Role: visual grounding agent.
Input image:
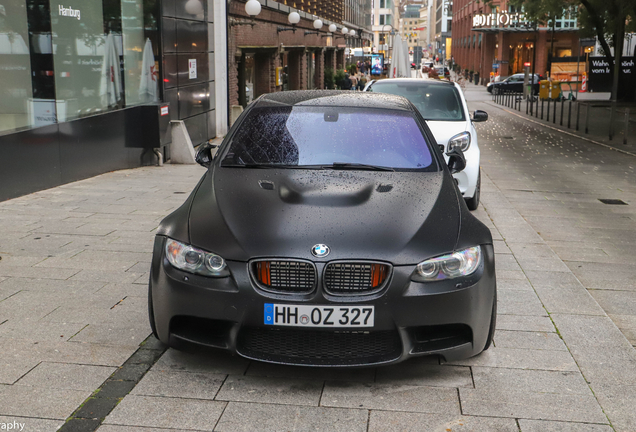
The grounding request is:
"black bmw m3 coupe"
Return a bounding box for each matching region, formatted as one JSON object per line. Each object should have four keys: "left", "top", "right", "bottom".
{"left": 149, "top": 90, "right": 496, "bottom": 367}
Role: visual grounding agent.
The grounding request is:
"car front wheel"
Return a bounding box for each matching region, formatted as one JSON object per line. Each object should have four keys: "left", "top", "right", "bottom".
{"left": 465, "top": 169, "right": 481, "bottom": 211}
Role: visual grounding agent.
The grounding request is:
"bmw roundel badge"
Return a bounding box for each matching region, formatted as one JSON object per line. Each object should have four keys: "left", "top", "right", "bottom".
{"left": 311, "top": 244, "right": 330, "bottom": 258}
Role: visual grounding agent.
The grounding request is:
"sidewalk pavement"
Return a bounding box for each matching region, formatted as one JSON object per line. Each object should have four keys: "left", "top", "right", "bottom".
{"left": 464, "top": 80, "right": 636, "bottom": 154}
{"left": 0, "top": 97, "right": 635, "bottom": 430}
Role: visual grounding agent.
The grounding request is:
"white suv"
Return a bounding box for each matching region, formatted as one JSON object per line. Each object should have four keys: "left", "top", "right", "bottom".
{"left": 364, "top": 78, "right": 487, "bottom": 210}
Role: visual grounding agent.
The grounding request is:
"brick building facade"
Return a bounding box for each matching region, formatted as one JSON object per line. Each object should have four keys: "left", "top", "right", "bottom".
{"left": 452, "top": 0, "right": 579, "bottom": 84}
{"left": 229, "top": 1, "right": 352, "bottom": 111}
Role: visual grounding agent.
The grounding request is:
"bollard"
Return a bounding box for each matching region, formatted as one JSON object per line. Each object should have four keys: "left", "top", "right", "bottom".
{"left": 560, "top": 98, "right": 564, "bottom": 126}
{"left": 535, "top": 98, "right": 539, "bottom": 118}
{"left": 553, "top": 99, "right": 557, "bottom": 123}
{"left": 585, "top": 104, "right": 590, "bottom": 133}
{"left": 541, "top": 100, "right": 544, "bottom": 120}
{"left": 624, "top": 108, "right": 630, "bottom": 145}
{"left": 526, "top": 98, "right": 529, "bottom": 115}
{"left": 546, "top": 98, "right": 550, "bottom": 120}
{"left": 576, "top": 102, "right": 580, "bottom": 131}
{"left": 568, "top": 100, "right": 572, "bottom": 128}
{"left": 530, "top": 96, "right": 533, "bottom": 116}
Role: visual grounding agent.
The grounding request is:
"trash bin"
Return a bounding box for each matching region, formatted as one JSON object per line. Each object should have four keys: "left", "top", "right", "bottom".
{"left": 550, "top": 81, "right": 561, "bottom": 100}
{"left": 539, "top": 80, "right": 550, "bottom": 99}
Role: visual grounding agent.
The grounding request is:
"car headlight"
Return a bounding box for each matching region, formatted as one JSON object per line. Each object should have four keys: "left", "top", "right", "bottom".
{"left": 164, "top": 238, "right": 229, "bottom": 277}
{"left": 412, "top": 246, "right": 481, "bottom": 282}
{"left": 448, "top": 132, "right": 471, "bottom": 152}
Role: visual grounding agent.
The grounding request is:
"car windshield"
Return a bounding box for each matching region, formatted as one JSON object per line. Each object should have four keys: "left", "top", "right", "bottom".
{"left": 221, "top": 106, "right": 435, "bottom": 171}
{"left": 368, "top": 82, "right": 465, "bottom": 121}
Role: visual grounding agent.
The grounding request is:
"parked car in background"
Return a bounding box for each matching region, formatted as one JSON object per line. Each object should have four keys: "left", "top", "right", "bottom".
{"left": 487, "top": 73, "right": 541, "bottom": 94}
{"left": 364, "top": 78, "right": 488, "bottom": 211}
{"left": 434, "top": 65, "right": 450, "bottom": 79}
{"left": 149, "top": 90, "right": 497, "bottom": 367}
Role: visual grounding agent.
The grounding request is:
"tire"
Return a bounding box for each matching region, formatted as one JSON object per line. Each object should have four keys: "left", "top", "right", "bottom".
{"left": 148, "top": 279, "right": 159, "bottom": 339}
{"left": 483, "top": 290, "right": 497, "bottom": 351}
{"left": 465, "top": 169, "right": 481, "bottom": 211}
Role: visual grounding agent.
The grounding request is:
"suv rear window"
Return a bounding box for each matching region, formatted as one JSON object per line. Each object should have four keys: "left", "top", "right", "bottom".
{"left": 368, "top": 82, "right": 465, "bottom": 122}
{"left": 222, "top": 106, "right": 436, "bottom": 171}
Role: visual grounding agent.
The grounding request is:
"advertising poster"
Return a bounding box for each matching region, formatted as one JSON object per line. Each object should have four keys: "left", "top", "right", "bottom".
{"left": 587, "top": 57, "right": 635, "bottom": 94}
{"left": 371, "top": 55, "right": 383, "bottom": 75}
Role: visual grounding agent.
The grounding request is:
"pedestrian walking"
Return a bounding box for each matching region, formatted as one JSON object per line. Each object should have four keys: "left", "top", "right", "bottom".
{"left": 349, "top": 73, "right": 358, "bottom": 90}
{"left": 341, "top": 73, "right": 352, "bottom": 90}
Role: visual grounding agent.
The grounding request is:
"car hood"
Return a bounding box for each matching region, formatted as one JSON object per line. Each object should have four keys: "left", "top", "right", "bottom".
{"left": 187, "top": 167, "right": 461, "bottom": 264}
{"left": 426, "top": 121, "right": 469, "bottom": 148}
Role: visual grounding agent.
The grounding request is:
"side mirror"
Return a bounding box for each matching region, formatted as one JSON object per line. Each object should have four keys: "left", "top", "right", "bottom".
{"left": 445, "top": 147, "right": 466, "bottom": 174}
{"left": 195, "top": 142, "right": 217, "bottom": 168}
{"left": 472, "top": 110, "right": 488, "bottom": 122}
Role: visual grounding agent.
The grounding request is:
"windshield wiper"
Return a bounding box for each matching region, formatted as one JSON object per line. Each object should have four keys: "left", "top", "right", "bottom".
{"left": 220, "top": 162, "right": 324, "bottom": 169}
{"left": 329, "top": 162, "right": 395, "bottom": 172}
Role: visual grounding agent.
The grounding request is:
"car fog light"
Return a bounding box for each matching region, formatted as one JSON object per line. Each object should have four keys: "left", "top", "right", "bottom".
{"left": 412, "top": 246, "right": 482, "bottom": 282}
{"left": 165, "top": 238, "right": 229, "bottom": 277}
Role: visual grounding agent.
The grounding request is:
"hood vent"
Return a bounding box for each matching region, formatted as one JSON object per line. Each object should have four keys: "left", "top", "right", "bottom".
{"left": 259, "top": 181, "right": 275, "bottom": 190}
{"left": 376, "top": 184, "right": 393, "bottom": 193}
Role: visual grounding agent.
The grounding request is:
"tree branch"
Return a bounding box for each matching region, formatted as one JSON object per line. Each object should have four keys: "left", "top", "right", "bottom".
{"left": 579, "top": 0, "right": 614, "bottom": 72}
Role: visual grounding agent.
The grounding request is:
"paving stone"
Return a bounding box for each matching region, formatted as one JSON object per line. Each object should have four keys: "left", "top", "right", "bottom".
{"left": 216, "top": 375, "right": 323, "bottom": 406}
{"left": 15, "top": 362, "right": 115, "bottom": 391}
{"left": 216, "top": 401, "right": 368, "bottom": 432}
{"left": 550, "top": 314, "right": 636, "bottom": 387}
{"left": 95, "top": 283, "right": 148, "bottom": 298}
{"left": 97, "top": 426, "right": 178, "bottom": 432}
{"left": 0, "top": 277, "right": 104, "bottom": 294}
{"left": 68, "top": 269, "right": 144, "bottom": 284}
{"left": 368, "top": 411, "right": 518, "bottom": 432}
{"left": 494, "top": 330, "right": 567, "bottom": 351}
{"left": 0, "top": 321, "right": 86, "bottom": 342}
{"left": 75, "top": 396, "right": 121, "bottom": 420}
{"left": 0, "top": 385, "right": 90, "bottom": 419}
{"left": 111, "top": 363, "right": 151, "bottom": 382}
{"left": 0, "top": 416, "right": 63, "bottom": 432}
{"left": 525, "top": 271, "right": 606, "bottom": 315}
{"left": 0, "top": 357, "right": 40, "bottom": 385}
{"left": 245, "top": 361, "right": 376, "bottom": 382}
{"left": 495, "top": 315, "right": 556, "bottom": 333}
{"left": 96, "top": 380, "right": 137, "bottom": 398}
{"left": 471, "top": 367, "right": 590, "bottom": 395}
{"left": 152, "top": 348, "right": 249, "bottom": 375}
{"left": 131, "top": 370, "right": 225, "bottom": 399}
{"left": 493, "top": 254, "right": 522, "bottom": 271}
{"left": 497, "top": 290, "right": 547, "bottom": 316}
{"left": 447, "top": 347, "right": 579, "bottom": 371}
{"left": 321, "top": 381, "right": 460, "bottom": 414}
{"left": 375, "top": 362, "right": 473, "bottom": 388}
{"left": 496, "top": 270, "right": 528, "bottom": 280}
{"left": 104, "top": 395, "right": 225, "bottom": 430}
{"left": 592, "top": 384, "right": 636, "bottom": 432}
{"left": 589, "top": 290, "right": 636, "bottom": 317}
{"left": 0, "top": 266, "right": 80, "bottom": 280}
{"left": 0, "top": 339, "right": 136, "bottom": 367}
{"left": 460, "top": 387, "right": 607, "bottom": 423}
{"left": 70, "top": 323, "right": 150, "bottom": 347}
{"left": 497, "top": 278, "right": 533, "bottom": 291}
{"left": 518, "top": 419, "right": 614, "bottom": 432}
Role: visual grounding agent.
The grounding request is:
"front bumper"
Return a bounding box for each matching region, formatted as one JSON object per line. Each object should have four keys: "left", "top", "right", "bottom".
{"left": 150, "top": 236, "right": 496, "bottom": 367}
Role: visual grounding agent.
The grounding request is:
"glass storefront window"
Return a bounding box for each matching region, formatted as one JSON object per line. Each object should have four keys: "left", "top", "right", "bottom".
{"left": 0, "top": 0, "right": 159, "bottom": 135}
{"left": 0, "top": 2, "right": 34, "bottom": 133}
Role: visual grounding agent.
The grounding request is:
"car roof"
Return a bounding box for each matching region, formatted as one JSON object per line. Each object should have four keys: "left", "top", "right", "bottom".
{"left": 255, "top": 90, "right": 414, "bottom": 111}
{"left": 370, "top": 78, "right": 456, "bottom": 88}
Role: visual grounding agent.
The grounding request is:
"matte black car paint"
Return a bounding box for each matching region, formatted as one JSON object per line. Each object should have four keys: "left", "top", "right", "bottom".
{"left": 150, "top": 91, "right": 496, "bottom": 366}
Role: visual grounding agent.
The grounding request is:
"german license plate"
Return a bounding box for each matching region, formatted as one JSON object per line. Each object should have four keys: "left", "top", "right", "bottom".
{"left": 264, "top": 303, "right": 374, "bottom": 328}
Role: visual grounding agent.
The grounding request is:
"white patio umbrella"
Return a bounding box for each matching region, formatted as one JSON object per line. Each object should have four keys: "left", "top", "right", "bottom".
{"left": 100, "top": 33, "right": 122, "bottom": 108}
{"left": 139, "top": 38, "right": 158, "bottom": 103}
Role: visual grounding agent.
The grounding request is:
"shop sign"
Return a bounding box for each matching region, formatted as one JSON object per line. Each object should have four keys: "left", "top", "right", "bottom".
{"left": 472, "top": 12, "right": 527, "bottom": 28}
{"left": 59, "top": 5, "right": 81, "bottom": 20}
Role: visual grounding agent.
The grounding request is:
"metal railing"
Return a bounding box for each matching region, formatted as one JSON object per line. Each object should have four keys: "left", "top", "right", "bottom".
{"left": 491, "top": 90, "right": 634, "bottom": 145}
